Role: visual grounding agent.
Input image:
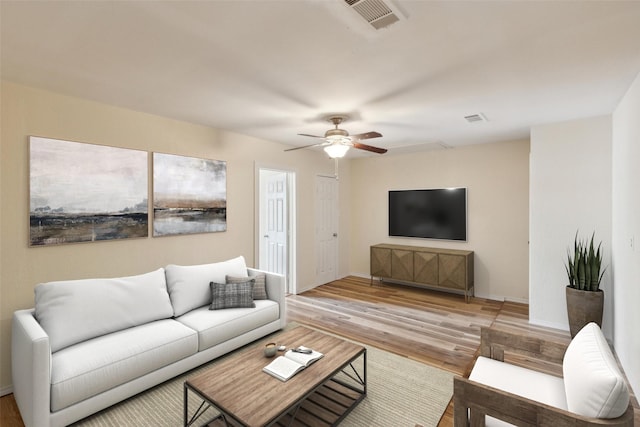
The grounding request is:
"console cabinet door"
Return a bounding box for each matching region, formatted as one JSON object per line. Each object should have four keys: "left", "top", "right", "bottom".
{"left": 438, "top": 254, "right": 467, "bottom": 290}
{"left": 414, "top": 251, "right": 438, "bottom": 285}
{"left": 370, "top": 247, "right": 391, "bottom": 278}
{"left": 391, "top": 249, "right": 414, "bottom": 282}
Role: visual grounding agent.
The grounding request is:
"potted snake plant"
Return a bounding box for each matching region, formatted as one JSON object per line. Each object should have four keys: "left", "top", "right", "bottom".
{"left": 564, "top": 231, "right": 606, "bottom": 337}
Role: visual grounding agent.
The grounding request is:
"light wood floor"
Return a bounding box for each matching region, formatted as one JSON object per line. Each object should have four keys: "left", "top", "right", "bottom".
{"left": 286, "top": 276, "right": 639, "bottom": 426}
{"left": 2, "top": 275, "right": 637, "bottom": 426}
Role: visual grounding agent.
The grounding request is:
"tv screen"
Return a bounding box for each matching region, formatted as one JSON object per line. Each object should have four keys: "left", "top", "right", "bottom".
{"left": 389, "top": 188, "right": 467, "bottom": 241}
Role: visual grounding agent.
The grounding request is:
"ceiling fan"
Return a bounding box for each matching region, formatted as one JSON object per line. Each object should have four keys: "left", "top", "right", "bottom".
{"left": 285, "top": 116, "right": 387, "bottom": 158}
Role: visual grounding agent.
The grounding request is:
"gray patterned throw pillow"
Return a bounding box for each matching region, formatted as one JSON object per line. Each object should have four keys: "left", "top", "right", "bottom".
{"left": 209, "top": 280, "right": 255, "bottom": 310}
{"left": 226, "top": 274, "right": 268, "bottom": 300}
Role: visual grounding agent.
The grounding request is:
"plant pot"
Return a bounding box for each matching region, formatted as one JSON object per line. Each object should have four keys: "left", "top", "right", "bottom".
{"left": 566, "top": 286, "right": 604, "bottom": 338}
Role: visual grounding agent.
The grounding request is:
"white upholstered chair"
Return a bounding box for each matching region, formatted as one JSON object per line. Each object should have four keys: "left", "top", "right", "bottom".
{"left": 453, "top": 322, "right": 634, "bottom": 426}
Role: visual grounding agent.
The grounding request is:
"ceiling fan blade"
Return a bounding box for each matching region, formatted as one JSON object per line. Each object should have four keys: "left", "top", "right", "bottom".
{"left": 350, "top": 131, "right": 382, "bottom": 140}
{"left": 284, "top": 142, "right": 327, "bottom": 152}
{"left": 297, "top": 133, "right": 326, "bottom": 139}
{"left": 352, "top": 142, "right": 388, "bottom": 154}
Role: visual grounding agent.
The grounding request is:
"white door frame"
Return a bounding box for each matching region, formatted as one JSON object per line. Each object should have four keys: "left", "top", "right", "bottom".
{"left": 255, "top": 164, "right": 297, "bottom": 294}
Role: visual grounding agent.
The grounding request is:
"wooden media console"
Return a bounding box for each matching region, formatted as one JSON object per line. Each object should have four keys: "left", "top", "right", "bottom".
{"left": 370, "top": 243, "right": 474, "bottom": 302}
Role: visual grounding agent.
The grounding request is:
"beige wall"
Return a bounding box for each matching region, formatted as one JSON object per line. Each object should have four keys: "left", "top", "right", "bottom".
{"left": 0, "top": 81, "right": 346, "bottom": 390}
{"left": 348, "top": 140, "right": 530, "bottom": 302}
{"left": 0, "top": 80, "right": 530, "bottom": 392}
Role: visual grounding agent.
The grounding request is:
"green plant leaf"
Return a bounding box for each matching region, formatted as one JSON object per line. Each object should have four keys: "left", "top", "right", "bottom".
{"left": 565, "top": 230, "right": 605, "bottom": 291}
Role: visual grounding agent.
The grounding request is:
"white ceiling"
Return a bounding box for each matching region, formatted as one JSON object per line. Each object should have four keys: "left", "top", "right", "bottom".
{"left": 2, "top": 0, "right": 640, "bottom": 157}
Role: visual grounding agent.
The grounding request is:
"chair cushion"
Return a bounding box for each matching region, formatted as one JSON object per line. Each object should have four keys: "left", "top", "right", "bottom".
{"left": 227, "top": 273, "right": 268, "bottom": 300}
{"left": 469, "top": 356, "right": 567, "bottom": 427}
{"left": 209, "top": 280, "right": 255, "bottom": 310}
{"left": 165, "top": 256, "right": 248, "bottom": 316}
{"left": 563, "top": 322, "right": 630, "bottom": 418}
{"left": 50, "top": 319, "right": 198, "bottom": 412}
{"left": 470, "top": 356, "right": 568, "bottom": 409}
{"left": 176, "top": 300, "right": 280, "bottom": 351}
{"left": 35, "top": 268, "right": 173, "bottom": 352}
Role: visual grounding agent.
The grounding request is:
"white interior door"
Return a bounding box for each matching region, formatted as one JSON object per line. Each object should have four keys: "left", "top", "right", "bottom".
{"left": 258, "top": 167, "right": 296, "bottom": 293}
{"left": 262, "top": 171, "right": 287, "bottom": 276}
{"left": 315, "top": 175, "right": 338, "bottom": 285}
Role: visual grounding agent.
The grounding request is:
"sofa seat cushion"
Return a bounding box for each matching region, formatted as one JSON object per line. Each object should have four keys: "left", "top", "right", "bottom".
{"left": 51, "top": 319, "right": 197, "bottom": 412}
{"left": 35, "top": 268, "right": 173, "bottom": 352}
{"left": 176, "top": 300, "right": 279, "bottom": 352}
{"left": 165, "top": 256, "right": 248, "bottom": 317}
{"left": 469, "top": 356, "right": 567, "bottom": 427}
{"left": 563, "top": 322, "right": 630, "bottom": 418}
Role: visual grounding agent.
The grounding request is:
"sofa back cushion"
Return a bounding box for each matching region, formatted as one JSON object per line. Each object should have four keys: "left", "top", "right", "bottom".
{"left": 35, "top": 268, "right": 173, "bottom": 353}
{"left": 563, "top": 322, "right": 630, "bottom": 418}
{"left": 165, "top": 256, "right": 248, "bottom": 317}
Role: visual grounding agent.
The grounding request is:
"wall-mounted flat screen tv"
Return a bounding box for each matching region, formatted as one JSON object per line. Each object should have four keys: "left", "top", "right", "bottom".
{"left": 389, "top": 188, "right": 467, "bottom": 241}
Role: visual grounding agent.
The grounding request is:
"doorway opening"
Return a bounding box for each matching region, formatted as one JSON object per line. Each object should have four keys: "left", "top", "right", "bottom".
{"left": 257, "top": 168, "right": 296, "bottom": 294}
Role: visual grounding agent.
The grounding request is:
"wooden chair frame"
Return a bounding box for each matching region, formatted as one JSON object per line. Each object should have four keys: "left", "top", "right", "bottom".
{"left": 453, "top": 327, "right": 635, "bottom": 427}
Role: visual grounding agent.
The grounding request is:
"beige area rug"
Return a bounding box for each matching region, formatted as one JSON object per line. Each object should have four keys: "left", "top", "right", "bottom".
{"left": 73, "top": 324, "right": 454, "bottom": 427}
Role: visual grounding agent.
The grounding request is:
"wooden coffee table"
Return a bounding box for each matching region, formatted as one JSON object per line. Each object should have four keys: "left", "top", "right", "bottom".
{"left": 184, "top": 326, "right": 367, "bottom": 426}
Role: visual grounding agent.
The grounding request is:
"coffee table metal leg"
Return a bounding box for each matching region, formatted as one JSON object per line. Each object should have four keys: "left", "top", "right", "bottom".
{"left": 363, "top": 349, "right": 367, "bottom": 396}
{"left": 285, "top": 402, "right": 302, "bottom": 427}
{"left": 183, "top": 383, "right": 188, "bottom": 427}
{"left": 333, "top": 349, "right": 367, "bottom": 395}
{"left": 184, "top": 382, "right": 229, "bottom": 427}
{"left": 185, "top": 383, "right": 210, "bottom": 427}
{"left": 317, "top": 349, "right": 367, "bottom": 426}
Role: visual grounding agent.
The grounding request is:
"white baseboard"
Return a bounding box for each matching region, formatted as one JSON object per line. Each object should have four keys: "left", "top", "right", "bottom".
{"left": 473, "top": 291, "right": 529, "bottom": 305}
{"left": 529, "top": 317, "right": 569, "bottom": 332}
{"left": 0, "top": 384, "right": 13, "bottom": 397}
{"left": 350, "top": 272, "right": 528, "bottom": 304}
{"left": 504, "top": 296, "right": 530, "bottom": 304}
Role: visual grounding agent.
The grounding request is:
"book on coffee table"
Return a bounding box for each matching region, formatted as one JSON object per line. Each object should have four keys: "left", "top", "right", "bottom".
{"left": 263, "top": 347, "right": 324, "bottom": 381}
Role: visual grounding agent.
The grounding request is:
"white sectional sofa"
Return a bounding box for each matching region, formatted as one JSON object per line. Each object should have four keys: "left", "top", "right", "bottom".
{"left": 12, "top": 256, "right": 286, "bottom": 427}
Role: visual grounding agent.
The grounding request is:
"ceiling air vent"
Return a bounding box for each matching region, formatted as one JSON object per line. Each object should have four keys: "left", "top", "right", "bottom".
{"left": 343, "top": 0, "right": 405, "bottom": 30}
{"left": 464, "top": 113, "right": 488, "bottom": 123}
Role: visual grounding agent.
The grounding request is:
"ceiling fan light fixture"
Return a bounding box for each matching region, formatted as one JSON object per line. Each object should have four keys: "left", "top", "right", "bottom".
{"left": 326, "top": 134, "right": 350, "bottom": 143}
{"left": 324, "top": 144, "right": 350, "bottom": 158}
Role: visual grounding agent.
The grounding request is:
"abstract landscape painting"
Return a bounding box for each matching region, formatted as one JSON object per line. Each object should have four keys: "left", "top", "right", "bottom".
{"left": 153, "top": 153, "right": 227, "bottom": 237}
{"left": 29, "top": 137, "right": 148, "bottom": 246}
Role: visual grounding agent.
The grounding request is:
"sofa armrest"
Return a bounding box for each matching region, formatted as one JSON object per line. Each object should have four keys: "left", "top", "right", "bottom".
{"left": 12, "top": 308, "right": 52, "bottom": 427}
{"left": 248, "top": 268, "right": 286, "bottom": 328}
{"left": 453, "top": 376, "right": 634, "bottom": 427}
{"left": 479, "top": 326, "right": 568, "bottom": 365}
